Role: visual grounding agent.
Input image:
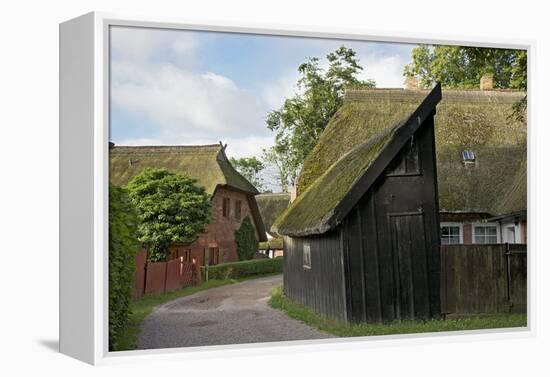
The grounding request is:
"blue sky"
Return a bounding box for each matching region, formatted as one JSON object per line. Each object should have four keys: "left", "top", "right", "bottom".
{"left": 110, "top": 26, "right": 418, "bottom": 162}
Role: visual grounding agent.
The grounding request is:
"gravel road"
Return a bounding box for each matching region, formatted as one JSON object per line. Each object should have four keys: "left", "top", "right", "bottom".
{"left": 137, "top": 274, "right": 333, "bottom": 349}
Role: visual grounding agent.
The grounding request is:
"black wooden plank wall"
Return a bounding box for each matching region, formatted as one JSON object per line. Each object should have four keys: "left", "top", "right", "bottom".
{"left": 342, "top": 115, "right": 441, "bottom": 323}
{"left": 283, "top": 232, "right": 347, "bottom": 321}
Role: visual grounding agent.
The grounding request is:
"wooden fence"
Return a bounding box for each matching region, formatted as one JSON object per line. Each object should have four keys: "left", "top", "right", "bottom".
{"left": 441, "top": 243, "right": 527, "bottom": 316}
{"left": 133, "top": 248, "right": 201, "bottom": 298}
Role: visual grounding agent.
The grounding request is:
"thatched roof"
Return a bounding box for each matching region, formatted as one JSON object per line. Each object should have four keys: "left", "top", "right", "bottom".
{"left": 255, "top": 193, "right": 291, "bottom": 237}
{"left": 274, "top": 85, "right": 442, "bottom": 236}
{"left": 294, "top": 88, "right": 526, "bottom": 221}
{"left": 274, "top": 86, "right": 527, "bottom": 236}
{"left": 109, "top": 143, "right": 259, "bottom": 195}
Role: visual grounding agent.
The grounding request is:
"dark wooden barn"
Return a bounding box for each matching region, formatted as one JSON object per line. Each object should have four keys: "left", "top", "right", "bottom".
{"left": 273, "top": 84, "right": 443, "bottom": 323}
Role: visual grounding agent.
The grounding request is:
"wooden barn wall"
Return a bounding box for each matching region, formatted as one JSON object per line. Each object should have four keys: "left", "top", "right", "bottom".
{"left": 342, "top": 115, "right": 441, "bottom": 323}
{"left": 283, "top": 232, "right": 347, "bottom": 321}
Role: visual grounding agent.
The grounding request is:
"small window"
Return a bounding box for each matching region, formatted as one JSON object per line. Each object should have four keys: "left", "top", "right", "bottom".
{"left": 303, "top": 243, "right": 311, "bottom": 269}
{"left": 462, "top": 150, "right": 476, "bottom": 163}
{"left": 222, "top": 197, "right": 230, "bottom": 217}
{"left": 235, "top": 200, "right": 242, "bottom": 220}
{"left": 386, "top": 136, "right": 420, "bottom": 176}
{"left": 441, "top": 225, "right": 461, "bottom": 245}
{"left": 473, "top": 225, "right": 498, "bottom": 244}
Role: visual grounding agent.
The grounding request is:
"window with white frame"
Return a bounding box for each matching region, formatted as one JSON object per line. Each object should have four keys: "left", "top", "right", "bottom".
{"left": 473, "top": 225, "right": 498, "bottom": 244}
{"left": 440, "top": 225, "right": 461, "bottom": 245}
{"left": 303, "top": 243, "right": 311, "bottom": 269}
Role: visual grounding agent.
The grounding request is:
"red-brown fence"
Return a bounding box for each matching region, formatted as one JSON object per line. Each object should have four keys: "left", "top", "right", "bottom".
{"left": 133, "top": 248, "right": 200, "bottom": 298}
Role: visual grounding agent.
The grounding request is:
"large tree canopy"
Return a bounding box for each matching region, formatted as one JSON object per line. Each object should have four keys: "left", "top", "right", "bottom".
{"left": 403, "top": 45, "right": 527, "bottom": 120}
{"left": 264, "top": 46, "right": 376, "bottom": 191}
{"left": 403, "top": 45, "right": 526, "bottom": 90}
{"left": 229, "top": 156, "right": 265, "bottom": 191}
{"left": 127, "top": 168, "right": 211, "bottom": 262}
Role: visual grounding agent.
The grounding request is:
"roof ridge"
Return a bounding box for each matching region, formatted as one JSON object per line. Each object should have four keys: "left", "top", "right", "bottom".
{"left": 111, "top": 144, "right": 221, "bottom": 149}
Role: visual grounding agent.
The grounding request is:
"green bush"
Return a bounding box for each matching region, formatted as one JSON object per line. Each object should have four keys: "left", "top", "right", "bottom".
{"left": 126, "top": 168, "right": 211, "bottom": 262}
{"left": 234, "top": 216, "right": 257, "bottom": 260}
{"left": 109, "top": 184, "right": 139, "bottom": 351}
{"left": 259, "top": 237, "right": 284, "bottom": 250}
{"left": 201, "top": 258, "right": 283, "bottom": 281}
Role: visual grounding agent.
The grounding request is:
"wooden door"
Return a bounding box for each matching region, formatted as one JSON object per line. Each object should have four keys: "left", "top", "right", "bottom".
{"left": 389, "top": 212, "right": 430, "bottom": 320}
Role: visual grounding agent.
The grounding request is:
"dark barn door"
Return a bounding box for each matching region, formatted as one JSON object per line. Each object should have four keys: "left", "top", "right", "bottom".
{"left": 389, "top": 212, "right": 430, "bottom": 320}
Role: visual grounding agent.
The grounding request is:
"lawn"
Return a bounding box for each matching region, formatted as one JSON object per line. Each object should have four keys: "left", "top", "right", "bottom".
{"left": 269, "top": 286, "right": 527, "bottom": 337}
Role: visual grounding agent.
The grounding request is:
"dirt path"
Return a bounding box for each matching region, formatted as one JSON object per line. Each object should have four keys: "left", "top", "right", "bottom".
{"left": 137, "top": 274, "right": 333, "bottom": 349}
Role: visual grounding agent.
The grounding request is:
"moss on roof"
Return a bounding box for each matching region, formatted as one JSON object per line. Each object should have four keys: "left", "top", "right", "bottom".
{"left": 255, "top": 193, "right": 291, "bottom": 236}
{"left": 109, "top": 144, "right": 258, "bottom": 195}
{"left": 297, "top": 88, "right": 527, "bottom": 216}
{"left": 273, "top": 124, "right": 399, "bottom": 236}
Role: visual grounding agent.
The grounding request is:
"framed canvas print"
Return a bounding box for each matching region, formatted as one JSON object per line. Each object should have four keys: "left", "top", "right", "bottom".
{"left": 60, "top": 12, "right": 532, "bottom": 365}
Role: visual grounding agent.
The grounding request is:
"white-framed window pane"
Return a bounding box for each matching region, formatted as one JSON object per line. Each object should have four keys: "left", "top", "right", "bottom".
{"left": 440, "top": 226, "right": 460, "bottom": 245}
{"left": 473, "top": 226, "right": 497, "bottom": 244}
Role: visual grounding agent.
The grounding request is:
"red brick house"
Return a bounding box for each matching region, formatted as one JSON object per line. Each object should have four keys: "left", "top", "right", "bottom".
{"left": 109, "top": 143, "right": 267, "bottom": 265}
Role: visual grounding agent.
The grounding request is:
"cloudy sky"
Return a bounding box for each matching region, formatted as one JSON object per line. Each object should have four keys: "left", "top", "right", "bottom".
{"left": 110, "top": 26, "right": 418, "bottom": 161}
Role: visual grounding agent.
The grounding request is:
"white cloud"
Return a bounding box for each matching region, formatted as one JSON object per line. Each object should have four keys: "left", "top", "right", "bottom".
{"left": 358, "top": 52, "right": 411, "bottom": 88}
{"left": 111, "top": 26, "right": 199, "bottom": 65}
{"left": 261, "top": 72, "right": 299, "bottom": 109}
{"left": 111, "top": 60, "right": 267, "bottom": 140}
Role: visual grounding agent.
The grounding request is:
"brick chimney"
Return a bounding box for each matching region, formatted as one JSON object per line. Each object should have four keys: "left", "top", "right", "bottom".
{"left": 404, "top": 76, "right": 419, "bottom": 90}
{"left": 480, "top": 73, "right": 494, "bottom": 90}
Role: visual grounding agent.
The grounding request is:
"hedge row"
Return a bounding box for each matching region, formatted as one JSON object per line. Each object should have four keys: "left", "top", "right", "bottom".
{"left": 109, "top": 184, "right": 139, "bottom": 351}
{"left": 201, "top": 257, "right": 283, "bottom": 280}
{"left": 258, "top": 237, "right": 284, "bottom": 250}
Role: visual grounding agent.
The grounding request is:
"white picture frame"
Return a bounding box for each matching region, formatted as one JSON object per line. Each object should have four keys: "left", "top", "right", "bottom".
{"left": 59, "top": 11, "right": 534, "bottom": 365}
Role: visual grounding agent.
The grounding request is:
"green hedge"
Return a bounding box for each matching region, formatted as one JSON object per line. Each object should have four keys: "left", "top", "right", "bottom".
{"left": 201, "top": 258, "right": 283, "bottom": 280}
{"left": 109, "top": 184, "right": 139, "bottom": 351}
{"left": 259, "top": 237, "right": 284, "bottom": 250}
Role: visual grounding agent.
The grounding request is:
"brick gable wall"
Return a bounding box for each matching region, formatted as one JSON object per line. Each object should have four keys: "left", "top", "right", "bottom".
{"left": 169, "top": 186, "right": 260, "bottom": 265}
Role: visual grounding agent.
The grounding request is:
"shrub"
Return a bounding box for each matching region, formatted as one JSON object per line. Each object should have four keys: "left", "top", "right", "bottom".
{"left": 109, "top": 184, "right": 139, "bottom": 351}
{"left": 234, "top": 216, "right": 257, "bottom": 260}
{"left": 126, "top": 168, "right": 211, "bottom": 262}
{"left": 259, "top": 237, "right": 284, "bottom": 250}
{"left": 201, "top": 258, "right": 283, "bottom": 281}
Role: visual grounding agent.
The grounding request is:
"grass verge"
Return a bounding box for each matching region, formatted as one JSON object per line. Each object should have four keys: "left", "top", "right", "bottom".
{"left": 269, "top": 286, "right": 527, "bottom": 337}
{"left": 116, "top": 274, "right": 281, "bottom": 351}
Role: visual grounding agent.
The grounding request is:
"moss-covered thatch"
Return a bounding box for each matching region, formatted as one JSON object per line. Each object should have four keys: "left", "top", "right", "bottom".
{"left": 273, "top": 124, "right": 400, "bottom": 236}
{"left": 109, "top": 144, "right": 258, "bottom": 195}
{"left": 255, "top": 193, "right": 291, "bottom": 236}
{"left": 296, "top": 88, "right": 526, "bottom": 217}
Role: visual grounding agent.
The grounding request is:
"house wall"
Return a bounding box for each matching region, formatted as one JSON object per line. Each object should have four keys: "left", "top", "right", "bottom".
{"left": 283, "top": 231, "right": 347, "bottom": 322}
{"left": 169, "top": 186, "right": 261, "bottom": 265}
{"left": 341, "top": 114, "right": 441, "bottom": 323}
{"left": 463, "top": 223, "right": 472, "bottom": 244}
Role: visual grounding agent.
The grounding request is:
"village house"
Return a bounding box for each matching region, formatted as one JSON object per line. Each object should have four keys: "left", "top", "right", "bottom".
{"left": 273, "top": 85, "right": 443, "bottom": 323}
{"left": 109, "top": 143, "right": 267, "bottom": 265}
{"left": 256, "top": 192, "right": 290, "bottom": 258}
{"left": 291, "top": 74, "right": 527, "bottom": 247}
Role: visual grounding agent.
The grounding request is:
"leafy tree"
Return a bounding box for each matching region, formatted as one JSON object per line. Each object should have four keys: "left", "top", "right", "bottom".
{"left": 126, "top": 168, "right": 211, "bottom": 262}
{"left": 265, "top": 46, "right": 376, "bottom": 190}
{"left": 234, "top": 216, "right": 257, "bottom": 260}
{"left": 229, "top": 156, "right": 266, "bottom": 191}
{"left": 109, "top": 184, "right": 139, "bottom": 351}
{"left": 403, "top": 45, "right": 527, "bottom": 120}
